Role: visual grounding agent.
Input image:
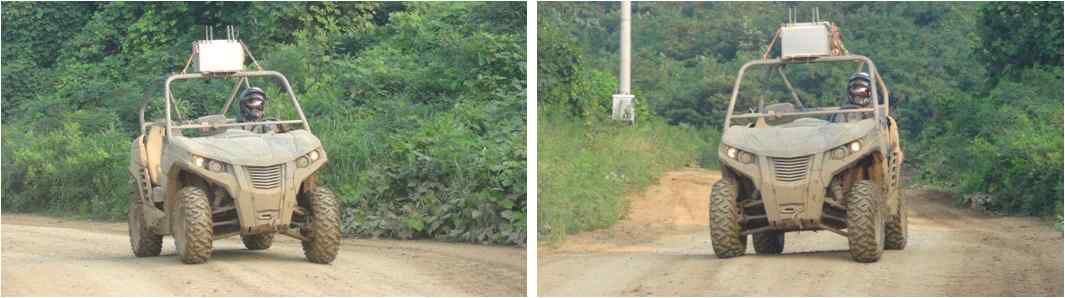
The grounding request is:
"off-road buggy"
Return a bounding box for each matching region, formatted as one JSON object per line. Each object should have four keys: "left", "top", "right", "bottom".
{"left": 127, "top": 31, "right": 339, "bottom": 264}
{"left": 708, "top": 20, "right": 906, "bottom": 262}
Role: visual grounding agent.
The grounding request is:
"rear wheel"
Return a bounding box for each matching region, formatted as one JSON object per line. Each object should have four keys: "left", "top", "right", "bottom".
{"left": 885, "top": 196, "right": 908, "bottom": 250}
{"left": 709, "top": 178, "right": 747, "bottom": 258}
{"left": 241, "top": 233, "right": 275, "bottom": 250}
{"left": 753, "top": 231, "right": 785, "bottom": 254}
{"left": 174, "top": 185, "right": 213, "bottom": 264}
{"left": 846, "top": 180, "right": 885, "bottom": 263}
{"left": 128, "top": 177, "right": 162, "bottom": 257}
{"left": 301, "top": 187, "right": 340, "bottom": 264}
{"left": 885, "top": 149, "right": 907, "bottom": 250}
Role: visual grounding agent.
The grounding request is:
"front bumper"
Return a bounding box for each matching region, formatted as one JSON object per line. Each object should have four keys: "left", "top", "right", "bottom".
{"left": 719, "top": 140, "right": 878, "bottom": 229}
{"left": 176, "top": 156, "right": 327, "bottom": 233}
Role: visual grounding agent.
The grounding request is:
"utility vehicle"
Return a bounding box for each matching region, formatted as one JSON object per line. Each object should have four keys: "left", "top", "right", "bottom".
{"left": 128, "top": 28, "right": 339, "bottom": 264}
{"left": 708, "top": 19, "right": 906, "bottom": 262}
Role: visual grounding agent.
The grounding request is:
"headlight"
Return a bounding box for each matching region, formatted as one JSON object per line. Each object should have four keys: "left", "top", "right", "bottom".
{"left": 738, "top": 151, "right": 755, "bottom": 164}
{"left": 831, "top": 147, "right": 848, "bottom": 160}
{"left": 297, "top": 148, "right": 322, "bottom": 168}
{"left": 830, "top": 141, "right": 863, "bottom": 160}
{"left": 208, "top": 160, "right": 225, "bottom": 172}
{"left": 192, "top": 156, "right": 226, "bottom": 172}
{"left": 724, "top": 146, "right": 755, "bottom": 164}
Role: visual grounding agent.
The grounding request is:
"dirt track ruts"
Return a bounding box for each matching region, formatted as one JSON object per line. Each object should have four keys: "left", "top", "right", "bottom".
{"left": 1, "top": 215, "right": 525, "bottom": 296}
{"left": 538, "top": 168, "right": 1063, "bottom": 296}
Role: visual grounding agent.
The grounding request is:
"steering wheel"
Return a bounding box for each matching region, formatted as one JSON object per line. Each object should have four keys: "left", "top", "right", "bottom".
{"left": 832, "top": 104, "right": 864, "bottom": 123}
{"left": 189, "top": 114, "right": 235, "bottom": 136}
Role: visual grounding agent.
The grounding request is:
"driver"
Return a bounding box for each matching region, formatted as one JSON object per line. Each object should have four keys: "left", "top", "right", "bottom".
{"left": 847, "top": 72, "right": 873, "bottom": 107}
{"left": 238, "top": 87, "right": 277, "bottom": 133}
{"left": 834, "top": 72, "right": 875, "bottom": 122}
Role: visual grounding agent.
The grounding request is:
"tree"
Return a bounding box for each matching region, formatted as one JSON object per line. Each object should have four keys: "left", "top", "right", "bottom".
{"left": 976, "top": 2, "right": 1064, "bottom": 82}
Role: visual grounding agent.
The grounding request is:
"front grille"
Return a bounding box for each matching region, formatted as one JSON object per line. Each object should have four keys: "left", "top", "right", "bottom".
{"left": 771, "top": 155, "right": 812, "bottom": 182}
{"left": 245, "top": 164, "right": 284, "bottom": 189}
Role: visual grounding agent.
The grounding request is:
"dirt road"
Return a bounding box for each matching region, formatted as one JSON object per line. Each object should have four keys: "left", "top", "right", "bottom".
{"left": 538, "top": 168, "right": 1063, "bottom": 296}
{"left": 1, "top": 215, "right": 525, "bottom": 297}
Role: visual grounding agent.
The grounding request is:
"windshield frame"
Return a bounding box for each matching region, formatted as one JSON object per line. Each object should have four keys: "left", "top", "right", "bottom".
{"left": 724, "top": 55, "right": 890, "bottom": 131}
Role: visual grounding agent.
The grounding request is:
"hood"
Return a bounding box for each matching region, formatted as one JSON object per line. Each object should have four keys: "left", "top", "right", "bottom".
{"left": 171, "top": 129, "right": 322, "bottom": 166}
{"left": 722, "top": 118, "right": 876, "bottom": 158}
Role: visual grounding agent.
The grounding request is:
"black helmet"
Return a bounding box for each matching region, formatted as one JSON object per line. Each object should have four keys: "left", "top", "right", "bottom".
{"left": 239, "top": 87, "right": 267, "bottom": 122}
{"left": 848, "top": 72, "right": 872, "bottom": 84}
{"left": 847, "top": 72, "right": 873, "bottom": 106}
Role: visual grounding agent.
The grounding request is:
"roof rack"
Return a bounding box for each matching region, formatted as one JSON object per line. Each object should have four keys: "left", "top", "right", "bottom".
{"left": 762, "top": 8, "right": 848, "bottom": 60}
{"left": 180, "top": 25, "right": 264, "bottom": 74}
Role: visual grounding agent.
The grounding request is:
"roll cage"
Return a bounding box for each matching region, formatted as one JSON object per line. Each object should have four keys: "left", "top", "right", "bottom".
{"left": 723, "top": 55, "right": 892, "bottom": 132}
{"left": 138, "top": 70, "right": 311, "bottom": 137}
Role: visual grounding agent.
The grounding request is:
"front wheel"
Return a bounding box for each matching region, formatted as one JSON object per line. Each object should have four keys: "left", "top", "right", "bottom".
{"left": 846, "top": 180, "right": 885, "bottom": 263}
{"left": 174, "top": 185, "right": 213, "bottom": 264}
{"left": 709, "top": 178, "right": 747, "bottom": 258}
{"left": 300, "top": 187, "right": 340, "bottom": 264}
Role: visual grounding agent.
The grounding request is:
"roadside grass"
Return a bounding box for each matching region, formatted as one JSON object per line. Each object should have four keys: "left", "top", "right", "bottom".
{"left": 537, "top": 113, "right": 719, "bottom": 244}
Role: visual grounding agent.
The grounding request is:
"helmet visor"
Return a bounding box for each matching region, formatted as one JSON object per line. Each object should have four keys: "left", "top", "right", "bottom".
{"left": 848, "top": 84, "right": 871, "bottom": 98}
{"left": 242, "top": 96, "right": 265, "bottom": 110}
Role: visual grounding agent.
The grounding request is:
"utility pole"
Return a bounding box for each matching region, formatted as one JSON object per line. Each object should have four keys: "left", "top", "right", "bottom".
{"left": 619, "top": 0, "right": 631, "bottom": 95}
{"left": 611, "top": 0, "right": 635, "bottom": 124}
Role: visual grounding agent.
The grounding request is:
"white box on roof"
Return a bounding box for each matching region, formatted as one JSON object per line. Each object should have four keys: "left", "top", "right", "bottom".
{"left": 781, "top": 22, "right": 831, "bottom": 59}
{"left": 196, "top": 40, "right": 244, "bottom": 73}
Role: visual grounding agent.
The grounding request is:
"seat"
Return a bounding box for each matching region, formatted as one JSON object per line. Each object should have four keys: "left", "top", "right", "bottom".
{"left": 831, "top": 104, "right": 868, "bottom": 123}
{"left": 132, "top": 135, "right": 148, "bottom": 167}
{"left": 764, "top": 102, "right": 798, "bottom": 126}
{"left": 144, "top": 125, "right": 165, "bottom": 185}
{"left": 765, "top": 102, "right": 796, "bottom": 114}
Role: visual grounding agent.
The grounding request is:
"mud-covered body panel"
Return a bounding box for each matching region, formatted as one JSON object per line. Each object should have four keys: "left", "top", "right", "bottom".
{"left": 170, "top": 129, "right": 322, "bottom": 166}
{"left": 719, "top": 118, "right": 885, "bottom": 229}
{"left": 154, "top": 128, "right": 327, "bottom": 235}
{"left": 722, "top": 119, "right": 876, "bottom": 157}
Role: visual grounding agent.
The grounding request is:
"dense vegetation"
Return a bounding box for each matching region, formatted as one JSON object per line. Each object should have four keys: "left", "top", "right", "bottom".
{"left": 1, "top": 2, "right": 526, "bottom": 245}
{"left": 538, "top": 5, "right": 719, "bottom": 242}
{"left": 539, "top": 2, "right": 1063, "bottom": 239}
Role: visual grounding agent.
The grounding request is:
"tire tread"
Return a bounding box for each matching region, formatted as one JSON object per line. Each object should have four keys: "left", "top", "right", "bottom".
{"left": 709, "top": 179, "right": 747, "bottom": 258}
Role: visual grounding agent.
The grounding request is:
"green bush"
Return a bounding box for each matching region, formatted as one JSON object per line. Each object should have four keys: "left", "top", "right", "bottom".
{"left": 912, "top": 66, "right": 1063, "bottom": 216}
{"left": 2, "top": 111, "right": 130, "bottom": 219}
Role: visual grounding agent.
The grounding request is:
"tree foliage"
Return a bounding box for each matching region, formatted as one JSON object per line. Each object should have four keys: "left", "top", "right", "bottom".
{"left": 976, "top": 2, "right": 1064, "bottom": 82}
